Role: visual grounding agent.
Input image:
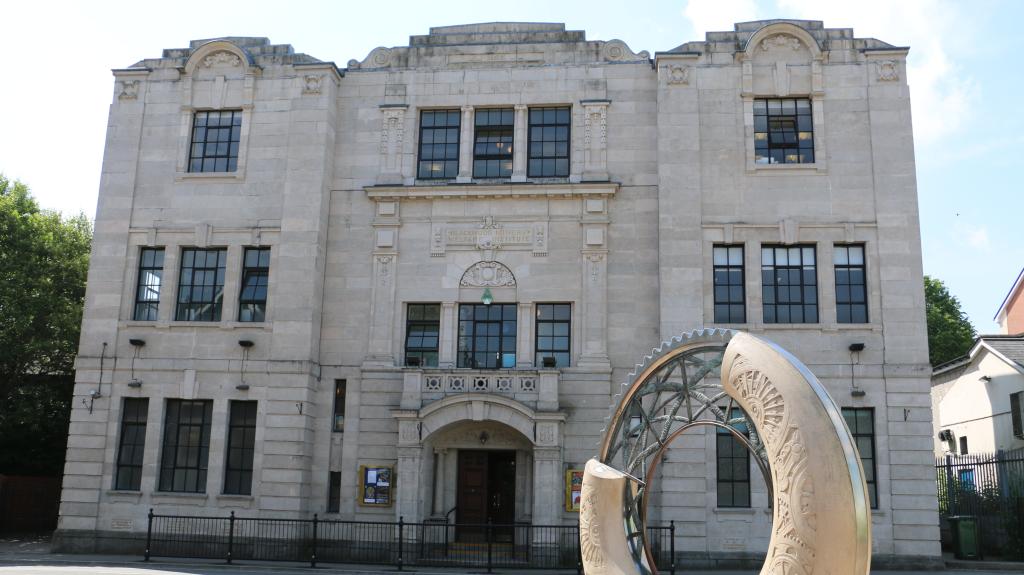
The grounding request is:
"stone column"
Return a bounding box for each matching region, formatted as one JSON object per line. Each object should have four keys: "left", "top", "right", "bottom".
{"left": 457, "top": 105, "right": 474, "bottom": 183}
{"left": 439, "top": 301, "right": 456, "bottom": 367}
{"left": 433, "top": 449, "right": 447, "bottom": 516}
{"left": 581, "top": 100, "right": 610, "bottom": 181}
{"left": 512, "top": 104, "right": 528, "bottom": 182}
{"left": 579, "top": 248, "right": 610, "bottom": 368}
{"left": 517, "top": 302, "right": 533, "bottom": 368}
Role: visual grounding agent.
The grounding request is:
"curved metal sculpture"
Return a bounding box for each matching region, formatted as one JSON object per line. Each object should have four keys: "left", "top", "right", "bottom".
{"left": 581, "top": 329, "right": 871, "bottom": 575}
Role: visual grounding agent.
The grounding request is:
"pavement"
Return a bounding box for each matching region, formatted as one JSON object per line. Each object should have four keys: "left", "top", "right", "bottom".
{"left": 0, "top": 534, "right": 1022, "bottom": 575}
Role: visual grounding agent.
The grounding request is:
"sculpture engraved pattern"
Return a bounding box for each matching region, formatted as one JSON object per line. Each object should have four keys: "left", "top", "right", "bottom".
{"left": 118, "top": 80, "right": 139, "bottom": 100}
{"left": 667, "top": 65, "right": 690, "bottom": 85}
{"left": 349, "top": 47, "right": 393, "bottom": 69}
{"left": 579, "top": 482, "right": 604, "bottom": 567}
{"left": 202, "top": 51, "right": 241, "bottom": 68}
{"left": 601, "top": 39, "right": 651, "bottom": 62}
{"left": 727, "top": 352, "right": 816, "bottom": 575}
{"left": 876, "top": 60, "right": 899, "bottom": 82}
{"left": 460, "top": 261, "right": 516, "bottom": 287}
{"left": 761, "top": 34, "right": 802, "bottom": 52}
{"left": 303, "top": 74, "right": 323, "bottom": 95}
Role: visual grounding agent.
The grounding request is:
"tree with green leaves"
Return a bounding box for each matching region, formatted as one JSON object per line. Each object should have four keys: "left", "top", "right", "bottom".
{"left": 0, "top": 174, "right": 92, "bottom": 476}
{"left": 924, "top": 275, "right": 977, "bottom": 367}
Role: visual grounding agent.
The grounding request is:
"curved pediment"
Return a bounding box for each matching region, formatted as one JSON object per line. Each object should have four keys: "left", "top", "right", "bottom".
{"left": 184, "top": 40, "right": 255, "bottom": 78}
{"left": 461, "top": 261, "right": 516, "bottom": 287}
{"left": 744, "top": 22, "right": 822, "bottom": 62}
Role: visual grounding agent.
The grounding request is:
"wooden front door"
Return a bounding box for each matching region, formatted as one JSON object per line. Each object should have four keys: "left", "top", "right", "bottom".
{"left": 456, "top": 450, "right": 516, "bottom": 541}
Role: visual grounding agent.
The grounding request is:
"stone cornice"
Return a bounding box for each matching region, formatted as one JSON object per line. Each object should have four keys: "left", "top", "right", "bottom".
{"left": 365, "top": 181, "right": 618, "bottom": 200}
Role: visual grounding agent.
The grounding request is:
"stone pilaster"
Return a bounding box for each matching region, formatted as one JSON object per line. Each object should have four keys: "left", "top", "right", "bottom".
{"left": 378, "top": 105, "right": 407, "bottom": 185}
{"left": 456, "top": 105, "right": 474, "bottom": 182}
{"left": 579, "top": 249, "right": 610, "bottom": 368}
{"left": 512, "top": 104, "right": 528, "bottom": 182}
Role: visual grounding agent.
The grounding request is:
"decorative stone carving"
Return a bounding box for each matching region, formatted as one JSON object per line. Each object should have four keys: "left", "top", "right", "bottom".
{"left": 460, "top": 261, "right": 516, "bottom": 287}
{"left": 349, "top": 47, "right": 393, "bottom": 69}
{"left": 761, "top": 34, "right": 802, "bottom": 51}
{"left": 379, "top": 106, "right": 407, "bottom": 180}
{"left": 582, "top": 100, "right": 610, "bottom": 180}
{"left": 876, "top": 60, "right": 899, "bottom": 82}
{"left": 584, "top": 107, "right": 607, "bottom": 148}
{"left": 666, "top": 65, "right": 690, "bottom": 85}
{"left": 585, "top": 252, "right": 605, "bottom": 283}
{"left": 202, "top": 51, "right": 241, "bottom": 68}
{"left": 302, "top": 74, "right": 323, "bottom": 95}
{"left": 432, "top": 218, "right": 540, "bottom": 257}
{"left": 375, "top": 254, "right": 393, "bottom": 287}
{"left": 600, "top": 39, "right": 650, "bottom": 62}
{"left": 118, "top": 80, "right": 139, "bottom": 100}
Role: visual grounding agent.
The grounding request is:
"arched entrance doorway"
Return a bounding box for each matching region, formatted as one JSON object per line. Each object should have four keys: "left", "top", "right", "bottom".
{"left": 393, "top": 394, "right": 566, "bottom": 528}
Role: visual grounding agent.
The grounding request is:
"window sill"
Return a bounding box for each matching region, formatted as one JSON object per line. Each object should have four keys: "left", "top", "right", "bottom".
{"left": 713, "top": 507, "right": 756, "bottom": 516}
{"left": 151, "top": 492, "right": 209, "bottom": 505}
{"left": 175, "top": 171, "right": 245, "bottom": 183}
{"left": 216, "top": 494, "right": 255, "bottom": 508}
{"left": 748, "top": 162, "right": 825, "bottom": 175}
{"left": 105, "top": 490, "right": 143, "bottom": 503}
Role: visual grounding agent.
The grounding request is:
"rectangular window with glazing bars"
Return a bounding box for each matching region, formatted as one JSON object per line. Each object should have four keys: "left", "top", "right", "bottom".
{"left": 114, "top": 398, "right": 148, "bottom": 491}
{"left": 159, "top": 399, "right": 213, "bottom": 493}
{"left": 754, "top": 98, "right": 813, "bottom": 165}
{"left": 713, "top": 245, "right": 745, "bottom": 323}
{"left": 418, "top": 110, "right": 460, "bottom": 179}
{"left": 473, "top": 108, "right": 514, "bottom": 178}
{"left": 188, "top": 110, "right": 241, "bottom": 172}
{"left": 841, "top": 407, "right": 878, "bottom": 508}
{"left": 176, "top": 248, "right": 226, "bottom": 322}
{"left": 405, "top": 304, "right": 440, "bottom": 367}
{"left": 528, "top": 107, "right": 570, "bottom": 177}
{"left": 224, "top": 400, "right": 257, "bottom": 495}
{"left": 716, "top": 408, "right": 750, "bottom": 508}
{"left": 239, "top": 247, "right": 270, "bottom": 322}
{"left": 133, "top": 248, "right": 165, "bottom": 321}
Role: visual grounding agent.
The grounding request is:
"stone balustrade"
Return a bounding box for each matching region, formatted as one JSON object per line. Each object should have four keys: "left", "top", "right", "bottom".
{"left": 400, "top": 368, "right": 560, "bottom": 411}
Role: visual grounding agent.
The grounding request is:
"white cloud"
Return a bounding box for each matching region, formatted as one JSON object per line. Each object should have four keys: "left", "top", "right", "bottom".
{"left": 683, "top": 0, "right": 759, "bottom": 36}
{"left": 954, "top": 222, "right": 991, "bottom": 250}
{"left": 774, "top": 0, "right": 977, "bottom": 145}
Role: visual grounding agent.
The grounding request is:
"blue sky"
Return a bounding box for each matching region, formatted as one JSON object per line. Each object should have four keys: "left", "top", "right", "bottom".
{"left": 0, "top": 0, "right": 1019, "bottom": 333}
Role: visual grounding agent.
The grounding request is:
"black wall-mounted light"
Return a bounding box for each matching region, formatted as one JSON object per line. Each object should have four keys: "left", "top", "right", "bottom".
{"left": 128, "top": 339, "right": 145, "bottom": 387}
{"left": 848, "top": 343, "right": 865, "bottom": 396}
{"left": 237, "top": 340, "right": 254, "bottom": 390}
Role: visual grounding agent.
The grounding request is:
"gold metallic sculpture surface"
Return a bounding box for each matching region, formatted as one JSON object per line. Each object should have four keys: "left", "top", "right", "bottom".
{"left": 581, "top": 330, "right": 871, "bottom": 575}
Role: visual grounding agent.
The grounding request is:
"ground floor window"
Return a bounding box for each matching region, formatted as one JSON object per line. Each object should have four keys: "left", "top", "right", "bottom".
{"left": 159, "top": 399, "right": 213, "bottom": 493}
{"left": 842, "top": 407, "right": 878, "bottom": 508}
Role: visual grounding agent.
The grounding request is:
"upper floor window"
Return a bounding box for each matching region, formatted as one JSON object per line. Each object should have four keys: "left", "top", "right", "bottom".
{"left": 841, "top": 407, "right": 878, "bottom": 508}
{"left": 754, "top": 98, "right": 813, "bottom": 165}
{"left": 528, "top": 107, "right": 570, "bottom": 177}
{"left": 405, "top": 304, "right": 440, "bottom": 367}
{"left": 762, "top": 245, "right": 818, "bottom": 324}
{"left": 713, "top": 245, "right": 745, "bottom": 324}
{"left": 535, "top": 303, "right": 570, "bottom": 367}
{"left": 418, "top": 110, "right": 460, "bottom": 179}
{"left": 159, "top": 399, "right": 212, "bottom": 493}
{"left": 473, "top": 108, "right": 514, "bottom": 178}
{"left": 189, "top": 110, "right": 241, "bottom": 173}
{"left": 458, "top": 304, "right": 517, "bottom": 369}
{"left": 834, "top": 245, "right": 868, "bottom": 324}
{"left": 176, "top": 248, "right": 226, "bottom": 322}
{"left": 133, "top": 247, "right": 165, "bottom": 321}
{"left": 239, "top": 247, "right": 270, "bottom": 322}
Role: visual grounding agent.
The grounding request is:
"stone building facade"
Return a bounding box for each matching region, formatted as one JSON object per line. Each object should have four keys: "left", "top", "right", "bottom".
{"left": 57, "top": 20, "right": 940, "bottom": 566}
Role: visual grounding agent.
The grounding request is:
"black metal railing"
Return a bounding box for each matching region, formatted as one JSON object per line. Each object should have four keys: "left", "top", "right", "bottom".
{"left": 936, "top": 449, "right": 1024, "bottom": 559}
{"left": 145, "top": 509, "right": 676, "bottom": 573}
